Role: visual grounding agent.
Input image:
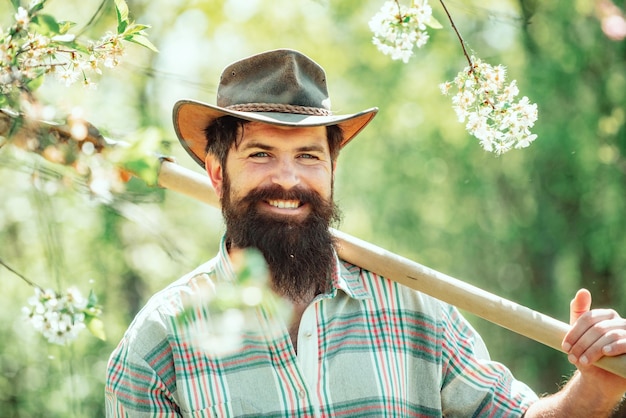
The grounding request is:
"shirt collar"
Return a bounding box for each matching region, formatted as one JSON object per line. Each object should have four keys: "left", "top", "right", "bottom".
{"left": 331, "top": 255, "right": 372, "bottom": 300}
{"left": 214, "top": 235, "right": 237, "bottom": 282}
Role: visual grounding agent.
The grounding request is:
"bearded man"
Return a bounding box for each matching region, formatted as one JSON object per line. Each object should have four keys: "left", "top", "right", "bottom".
{"left": 106, "top": 49, "right": 626, "bottom": 417}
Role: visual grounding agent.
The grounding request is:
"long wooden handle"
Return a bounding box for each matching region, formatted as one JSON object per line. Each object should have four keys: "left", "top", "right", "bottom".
{"left": 161, "top": 159, "right": 626, "bottom": 377}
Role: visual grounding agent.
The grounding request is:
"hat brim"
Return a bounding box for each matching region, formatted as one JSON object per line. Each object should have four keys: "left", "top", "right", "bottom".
{"left": 173, "top": 99, "right": 378, "bottom": 167}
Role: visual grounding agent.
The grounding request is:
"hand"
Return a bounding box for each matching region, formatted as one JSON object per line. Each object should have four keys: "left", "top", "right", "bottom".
{"left": 562, "top": 289, "right": 626, "bottom": 397}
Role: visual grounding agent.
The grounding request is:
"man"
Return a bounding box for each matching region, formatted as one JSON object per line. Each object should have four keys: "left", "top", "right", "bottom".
{"left": 106, "top": 49, "right": 626, "bottom": 416}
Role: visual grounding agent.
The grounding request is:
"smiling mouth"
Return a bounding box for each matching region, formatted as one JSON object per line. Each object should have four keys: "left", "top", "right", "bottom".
{"left": 267, "top": 199, "right": 301, "bottom": 209}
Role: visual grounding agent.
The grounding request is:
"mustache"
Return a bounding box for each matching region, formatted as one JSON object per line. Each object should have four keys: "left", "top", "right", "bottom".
{"left": 238, "top": 184, "right": 327, "bottom": 207}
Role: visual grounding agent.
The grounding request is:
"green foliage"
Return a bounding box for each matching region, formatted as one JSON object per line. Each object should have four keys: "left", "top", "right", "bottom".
{"left": 426, "top": 14, "right": 443, "bottom": 29}
{"left": 107, "top": 128, "right": 165, "bottom": 186}
{"left": 85, "top": 290, "right": 106, "bottom": 341}
{"left": 31, "top": 13, "right": 60, "bottom": 34}
{"left": 176, "top": 249, "right": 275, "bottom": 328}
{"left": 114, "top": 0, "right": 129, "bottom": 33}
{"left": 114, "top": 0, "right": 158, "bottom": 52}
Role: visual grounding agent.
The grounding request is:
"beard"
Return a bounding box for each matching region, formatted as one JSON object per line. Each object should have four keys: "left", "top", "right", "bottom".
{"left": 221, "top": 176, "right": 341, "bottom": 303}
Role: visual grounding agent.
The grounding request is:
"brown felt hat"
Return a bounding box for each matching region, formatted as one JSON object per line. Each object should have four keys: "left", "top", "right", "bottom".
{"left": 173, "top": 49, "right": 378, "bottom": 167}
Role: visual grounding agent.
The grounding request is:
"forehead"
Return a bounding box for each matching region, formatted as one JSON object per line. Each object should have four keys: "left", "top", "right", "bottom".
{"left": 236, "top": 122, "right": 329, "bottom": 151}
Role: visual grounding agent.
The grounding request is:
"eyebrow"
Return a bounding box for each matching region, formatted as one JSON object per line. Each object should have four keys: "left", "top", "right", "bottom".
{"left": 240, "top": 141, "right": 327, "bottom": 154}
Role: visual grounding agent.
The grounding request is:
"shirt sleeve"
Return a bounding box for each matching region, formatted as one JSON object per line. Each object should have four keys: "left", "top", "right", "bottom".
{"left": 105, "top": 314, "right": 181, "bottom": 417}
{"left": 439, "top": 304, "right": 538, "bottom": 417}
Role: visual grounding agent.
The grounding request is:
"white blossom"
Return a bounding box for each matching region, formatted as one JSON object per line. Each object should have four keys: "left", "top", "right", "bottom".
{"left": 369, "top": 0, "right": 433, "bottom": 63}
{"left": 1, "top": 10, "right": 130, "bottom": 93}
{"left": 23, "top": 287, "right": 91, "bottom": 345}
{"left": 55, "top": 65, "right": 81, "bottom": 87}
{"left": 440, "top": 56, "right": 538, "bottom": 154}
{"left": 175, "top": 252, "right": 289, "bottom": 357}
{"left": 94, "top": 33, "right": 125, "bottom": 69}
{"left": 15, "top": 7, "right": 30, "bottom": 28}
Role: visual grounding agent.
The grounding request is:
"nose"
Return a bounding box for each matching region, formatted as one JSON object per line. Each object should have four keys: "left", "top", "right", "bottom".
{"left": 270, "top": 159, "right": 300, "bottom": 190}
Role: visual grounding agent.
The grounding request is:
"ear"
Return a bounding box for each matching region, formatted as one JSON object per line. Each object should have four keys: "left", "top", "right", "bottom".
{"left": 205, "top": 154, "right": 224, "bottom": 198}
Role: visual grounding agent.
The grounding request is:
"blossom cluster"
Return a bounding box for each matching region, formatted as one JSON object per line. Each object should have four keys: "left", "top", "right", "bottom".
{"left": 1, "top": 0, "right": 162, "bottom": 203}
{"left": 22, "top": 286, "right": 103, "bottom": 345}
{"left": 176, "top": 284, "right": 264, "bottom": 356}
{"left": 440, "top": 57, "right": 538, "bottom": 154}
{"left": 369, "top": 0, "right": 434, "bottom": 63}
{"left": 0, "top": 6, "right": 127, "bottom": 97}
{"left": 176, "top": 249, "right": 288, "bottom": 356}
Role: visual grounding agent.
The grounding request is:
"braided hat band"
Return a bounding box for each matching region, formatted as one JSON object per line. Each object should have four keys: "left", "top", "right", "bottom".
{"left": 226, "top": 103, "right": 333, "bottom": 117}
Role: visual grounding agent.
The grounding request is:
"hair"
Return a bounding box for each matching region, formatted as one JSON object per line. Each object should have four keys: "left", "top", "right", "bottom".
{"left": 204, "top": 115, "right": 344, "bottom": 167}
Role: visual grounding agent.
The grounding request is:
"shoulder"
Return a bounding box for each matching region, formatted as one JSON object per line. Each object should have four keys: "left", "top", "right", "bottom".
{"left": 148, "top": 257, "right": 219, "bottom": 313}
{"left": 338, "top": 258, "right": 450, "bottom": 318}
{"left": 117, "top": 257, "right": 221, "bottom": 351}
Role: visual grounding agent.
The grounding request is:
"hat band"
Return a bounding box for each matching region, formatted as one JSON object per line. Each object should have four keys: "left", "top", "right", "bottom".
{"left": 226, "top": 103, "right": 333, "bottom": 116}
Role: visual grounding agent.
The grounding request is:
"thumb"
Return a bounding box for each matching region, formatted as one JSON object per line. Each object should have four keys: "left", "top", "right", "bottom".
{"left": 570, "top": 288, "right": 592, "bottom": 325}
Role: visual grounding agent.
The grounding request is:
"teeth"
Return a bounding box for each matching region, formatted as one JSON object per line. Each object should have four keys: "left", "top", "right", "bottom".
{"left": 268, "top": 200, "right": 300, "bottom": 209}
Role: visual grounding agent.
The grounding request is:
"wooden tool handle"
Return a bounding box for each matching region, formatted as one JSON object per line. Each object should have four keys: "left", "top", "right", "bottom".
{"left": 158, "top": 159, "right": 626, "bottom": 379}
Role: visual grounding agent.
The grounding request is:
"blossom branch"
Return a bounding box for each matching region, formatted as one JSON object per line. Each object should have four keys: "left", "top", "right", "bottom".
{"left": 369, "top": 0, "right": 539, "bottom": 154}
{"left": 0, "top": 257, "right": 43, "bottom": 290}
{"left": 0, "top": 0, "right": 155, "bottom": 346}
{"left": 438, "top": 0, "right": 472, "bottom": 67}
{"left": 0, "top": 256, "right": 105, "bottom": 344}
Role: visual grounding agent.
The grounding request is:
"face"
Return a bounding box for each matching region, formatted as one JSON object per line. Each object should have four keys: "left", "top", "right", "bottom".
{"left": 205, "top": 122, "right": 341, "bottom": 302}
{"left": 207, "top": 122, "right": 334, "bottom": 217}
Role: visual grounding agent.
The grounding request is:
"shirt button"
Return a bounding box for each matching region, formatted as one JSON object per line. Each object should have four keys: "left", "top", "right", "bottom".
{"left": 299, "top": 389, "right": 306, "bottom": 399}
{"left": 304, "top": 331, "right": 313, "bottom": 339}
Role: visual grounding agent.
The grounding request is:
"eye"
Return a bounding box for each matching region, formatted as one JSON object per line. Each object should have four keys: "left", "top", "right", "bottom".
{"left": 298, "top": 153, "right": 319, "bottom": 160}
{"left": 250, "top": 151, "right": 269, "bottom": 158}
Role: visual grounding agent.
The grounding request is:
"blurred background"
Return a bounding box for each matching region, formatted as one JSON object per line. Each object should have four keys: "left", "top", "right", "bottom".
{"left": 1, "top": 0, "right": 626, "bottom": 416}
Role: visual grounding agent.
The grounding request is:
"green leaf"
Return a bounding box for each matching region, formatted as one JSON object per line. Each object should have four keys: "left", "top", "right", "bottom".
{"left": 85, "top": 317, "right": 106, "bottom": 341}
{"left": 31, "top": 14, "right": 61, "bottom": 35}
{"left": 426, "top": 15, "right": 443, "bottom": 29}
{"left": 115, "top": 0, "right": 130, "bottom": 21}
{"left": 121, "top": 176, "right": 166, "bottom": 200}
{"left": 127, "top": 35, "right": 159, "bottom": 53}
{"left": 29, "top": 0, "right": 45, "bottom": 14}
{"left": 122, "top": 158, "right": 160, "bottom": 185}
{"left": 108, "top": 128, "right": 166, "bottom": 186}
{"left": 114, "top": 0, "right": 130, "bottom": 33}
{"left": 87, "top": 289, "right": 99, "bottom": 307}
{"left": 63, "top": 41, "right": 89, "bottom": 54}
{"left": 117, "top": 19, "right": 127, "bottom": 34}
{"left": 10, "top": 0, "right": 19, "bottom": 11}
{"left": 236, "top": 249, "right": 268, "bottom": 286}
{"left": 124, "top": 24, "right": 151, "bottom": 34}
{"left": 57, "top": 20, "right": 76, "bottom": 35}
{"left": 26, "top": 74, "right": 45, "bottom": 92}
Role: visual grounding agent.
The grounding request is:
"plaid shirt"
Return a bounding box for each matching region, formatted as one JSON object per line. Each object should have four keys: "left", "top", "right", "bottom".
{"left": 106, "top": 236, "right": 537, "bottom": 417}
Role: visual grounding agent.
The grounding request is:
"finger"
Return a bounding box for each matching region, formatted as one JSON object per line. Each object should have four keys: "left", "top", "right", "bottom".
{"left": 565, "top": 313, "right": 625, "bottom": 364}
{"left": 585, "top": 324, "right": 626, "bottom": 365}
{"left": 570, "top": 288, "right": 592, "bottom": 326}
{"left": 568, "top": 320, "right": 626, "bottom": 365}
{"left": 567, "top": 324, "right": 609, "bottom": 366}
{"left": 563, "top": 289, "right": 594, "bottom": 353}
{"left": 600, "top": 328, "right": 626, "bottom": 358}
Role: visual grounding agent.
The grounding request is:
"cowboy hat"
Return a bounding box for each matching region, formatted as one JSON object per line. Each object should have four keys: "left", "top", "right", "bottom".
{"left": 172, "top": 49, "right": 378, "bottom": 167}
